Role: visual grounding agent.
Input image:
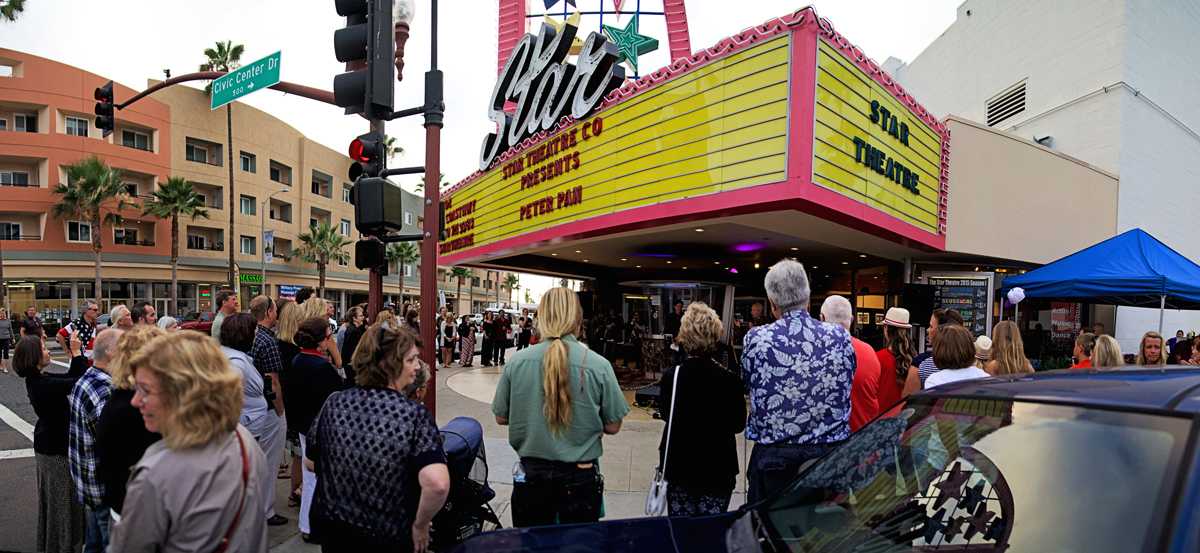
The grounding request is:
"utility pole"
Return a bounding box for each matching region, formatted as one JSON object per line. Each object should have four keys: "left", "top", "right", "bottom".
{"left": 226, "top": 104, "right": 236, "bottom": 291}
{"left": 419, "top": 0, "right": 443, "bottom": 417}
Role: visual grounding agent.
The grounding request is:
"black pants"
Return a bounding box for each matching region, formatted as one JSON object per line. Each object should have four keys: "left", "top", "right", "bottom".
{"left": 747, "top": 441, "right": 841, "bottom": 505}
{"left": 494, "top": 339, "right": 507, "bottom": 365}
{"left": 0, "top": 338, "right": 9, "bottom": 360}
{"left": 318, "top": 517, "right": 411, "bottom": 553}
{"left": 481, "top": 338, "right": 492, "bottom": 365}
{"left": 511, "top": 458, "right": 604, "bottom": 527}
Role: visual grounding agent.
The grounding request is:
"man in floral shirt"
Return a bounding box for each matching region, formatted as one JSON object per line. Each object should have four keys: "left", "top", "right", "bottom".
{"left": 741, "top": 259, "right": 855, "bottom": 503}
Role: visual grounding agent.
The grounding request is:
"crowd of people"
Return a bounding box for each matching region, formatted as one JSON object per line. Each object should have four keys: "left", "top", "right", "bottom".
{"left": 11, "top": 287, "right": 449, "bottom": 553}
{"left": 8, "top": 259, "right": 1198, "bottom": 552}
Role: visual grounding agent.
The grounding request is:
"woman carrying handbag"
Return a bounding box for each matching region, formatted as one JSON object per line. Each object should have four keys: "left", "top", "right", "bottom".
{"left": 649, "top": 302, "right": 746, "bottom": 517}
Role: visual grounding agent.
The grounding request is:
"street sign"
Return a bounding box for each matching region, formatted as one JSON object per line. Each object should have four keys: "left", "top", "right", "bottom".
{"left": 210, "top": 51, "right": 282, "bottom": 110}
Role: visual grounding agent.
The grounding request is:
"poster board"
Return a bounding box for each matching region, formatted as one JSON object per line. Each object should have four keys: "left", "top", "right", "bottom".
{"left": 923, "top": 272, "right": 995, "bottom": 337}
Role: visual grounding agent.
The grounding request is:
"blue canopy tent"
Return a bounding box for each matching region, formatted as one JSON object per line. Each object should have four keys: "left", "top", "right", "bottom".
{"left": 1000, "top": 229, "right": 1200, "bottom": 333}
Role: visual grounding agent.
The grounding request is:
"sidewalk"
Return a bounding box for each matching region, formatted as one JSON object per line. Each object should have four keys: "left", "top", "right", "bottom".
{"left": 268, "top": 350, "right": 750, "bottom": 552}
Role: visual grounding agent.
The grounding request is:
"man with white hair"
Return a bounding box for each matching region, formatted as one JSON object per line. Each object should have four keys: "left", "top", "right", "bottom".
{"left": 109, "top": 305, "right": 134, "bottom": 331}
{"left": 69, "top": 328, "right": 124, "bottom": 552}
{"left": 741, "top": 259, "right": 855, "bottom": 504}
{"left": 820, "top": 295, "right": 880, "bottom": 433}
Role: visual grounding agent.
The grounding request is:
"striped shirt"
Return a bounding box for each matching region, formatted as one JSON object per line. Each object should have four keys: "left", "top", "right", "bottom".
{"left": 69, "top": 367, "right": 112, "bottom": 507}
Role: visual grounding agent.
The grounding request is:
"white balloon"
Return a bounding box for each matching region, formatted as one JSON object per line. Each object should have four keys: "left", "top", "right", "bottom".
{"left": 1007, "top": 287, "right": 1026, "bottom": 305}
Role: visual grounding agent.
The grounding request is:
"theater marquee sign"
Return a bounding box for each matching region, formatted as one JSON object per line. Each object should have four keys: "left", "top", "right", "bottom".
{"left": 441, "top": 11, "right": 949, "bottom": 260}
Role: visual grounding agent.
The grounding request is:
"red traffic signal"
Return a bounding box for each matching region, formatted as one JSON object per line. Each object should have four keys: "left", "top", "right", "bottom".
{"left": 94, "top": 80, "right": 115, "bottom": 138}
{"left": 348, "top": 131, "right": 385, "bottom": 180}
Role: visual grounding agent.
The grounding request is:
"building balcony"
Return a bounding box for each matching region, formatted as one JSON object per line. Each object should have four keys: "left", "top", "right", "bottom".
{"left": 185, "top": 225, "right": 224, "bottom": 252}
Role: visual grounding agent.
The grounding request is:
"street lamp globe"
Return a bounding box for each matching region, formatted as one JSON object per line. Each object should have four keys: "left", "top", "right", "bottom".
{"left": 394, "top": 0, "right": 415, "bottom": 25}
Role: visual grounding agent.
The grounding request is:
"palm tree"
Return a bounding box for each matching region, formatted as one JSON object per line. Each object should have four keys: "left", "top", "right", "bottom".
{"left": 505, "top": 274, "right": 520, "bottom": 305}
{"left": 450, "top": 267, "right": 471, "bottom": 315}
{"left": 417, "top": 173, "right": 449, "bottom": 193}
{"left": 297, "top": 221, "right": 351, "bottom": 299}
{"left": 53, "top": 156, "right": 136, "bottom": 303}
{"left": 201, "top": 40, "right": 245, "bottom": 289}
{"left": 384, "top": 135, "right": 404, "bottom": 162}
{"left": 0, "top": 0, "right": 26, "bottom": 22}
{"left": 143, "top": 177, "right": 209, "bottom": 316}
{"left": 385, "top": 242, "right": 419, "bottom": 303}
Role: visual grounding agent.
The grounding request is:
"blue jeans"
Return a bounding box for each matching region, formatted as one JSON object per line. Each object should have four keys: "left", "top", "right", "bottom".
{"left": 747, "top": 442, "right": 840, "bottom": 505}
{"left": 83, "top": 505, "right": 110, "bottom": 553}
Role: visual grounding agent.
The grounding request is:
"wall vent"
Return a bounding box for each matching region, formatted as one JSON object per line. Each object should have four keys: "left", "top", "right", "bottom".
{"left": 986, "top": 80, "right": 1026, "bottom": 127}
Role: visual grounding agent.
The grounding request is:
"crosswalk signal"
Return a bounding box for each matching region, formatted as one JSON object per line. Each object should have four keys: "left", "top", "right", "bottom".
{"left": 333, "top": 0, "right": 395, "bottom": 117}
{"left": 94, "top": 81, "right": 115, "bottom": 137}
{"left": 348, "top": 131, "right": 386, "bottom": 180}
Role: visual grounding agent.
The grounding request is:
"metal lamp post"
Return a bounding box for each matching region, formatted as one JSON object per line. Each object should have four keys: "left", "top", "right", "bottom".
{"left": 260, "top": 187, "right": 288, "bottom": 295}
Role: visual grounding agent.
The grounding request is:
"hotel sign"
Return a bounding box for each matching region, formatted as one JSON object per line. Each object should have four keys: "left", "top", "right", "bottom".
{"left": 443, "top": 34, "right": 791, "bottom": 256}
{"left": 812, "top": 40, "right": 944, "bottom": 234}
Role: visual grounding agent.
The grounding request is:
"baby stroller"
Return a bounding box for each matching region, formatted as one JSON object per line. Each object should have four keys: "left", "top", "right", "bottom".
{"left": 431, "top": 417, "right": 502, "bottom": 551}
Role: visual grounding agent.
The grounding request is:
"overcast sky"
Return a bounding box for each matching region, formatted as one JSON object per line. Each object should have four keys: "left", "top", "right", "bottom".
{"left": 2, "top": 0, "right": 961, "bottom": 301}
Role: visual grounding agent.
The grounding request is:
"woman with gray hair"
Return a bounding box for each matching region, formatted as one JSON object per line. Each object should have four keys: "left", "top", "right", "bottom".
{"left": 655, "top": 302, "right": 745, "bottom": 516}
{"left": 156, "top": 316, "right": 179, "bottom": 332}
{"left": 740, "top": 259, "right": 855, "bottom": 504}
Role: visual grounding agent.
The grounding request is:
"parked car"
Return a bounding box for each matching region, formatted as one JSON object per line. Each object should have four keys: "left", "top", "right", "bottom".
{"left": 453, "top": 367, "right": 1200, "bottom": 552}
{"left": 178, "top": 311, "right": 215, "bottom": 334}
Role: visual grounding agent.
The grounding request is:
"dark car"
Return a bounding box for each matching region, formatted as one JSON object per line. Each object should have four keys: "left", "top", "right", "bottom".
{"left": 454, "top": 367, "right": 1200, "bottom": 552}
{"left": 178, "top": 311, "right": 215, "bottom": 334}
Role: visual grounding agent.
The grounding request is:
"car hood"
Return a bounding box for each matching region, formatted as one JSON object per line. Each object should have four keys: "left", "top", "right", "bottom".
{"left": 451, "top": 512, "right": 739, "bottom": 553}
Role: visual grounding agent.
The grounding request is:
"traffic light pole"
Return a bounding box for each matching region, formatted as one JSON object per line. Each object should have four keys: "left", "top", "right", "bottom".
{"left": 367, "top": 118, "right": 387, "bottom": 325}
{"left": 420, "top": 0, "right": 443, "bottom": 418}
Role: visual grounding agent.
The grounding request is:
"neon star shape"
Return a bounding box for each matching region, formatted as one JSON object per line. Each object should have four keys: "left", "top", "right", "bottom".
{"left": 601, "top": 14, "right": 659, "bottom": 73}
{"left": 543, "top": 11, "right": 584, "bottom": 55}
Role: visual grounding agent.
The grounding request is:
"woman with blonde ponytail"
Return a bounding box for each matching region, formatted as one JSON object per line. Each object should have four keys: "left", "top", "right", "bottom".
{"left": 493, "top": 287, "right": 629, "bottom": 528}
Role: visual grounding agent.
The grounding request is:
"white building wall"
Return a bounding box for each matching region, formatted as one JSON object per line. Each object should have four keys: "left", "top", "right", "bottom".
{"left": 893, "top": 0, "right": 1200, "bottom": 348}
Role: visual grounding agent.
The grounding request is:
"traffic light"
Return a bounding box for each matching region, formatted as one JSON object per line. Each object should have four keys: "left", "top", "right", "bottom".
{"left": 348, "top": 131, "right": 386, "bottom": 180}
{"left": 94, "top": 81, "right": 115, "bottom": 137}
{"left": 355, "top": 239, "right": 387, "bottom": 271}
{"left": 333, "top": 0, "right": 395, "bottom": 117}
{"left": 351, "top": 176, "right": 405, "bottom": 236}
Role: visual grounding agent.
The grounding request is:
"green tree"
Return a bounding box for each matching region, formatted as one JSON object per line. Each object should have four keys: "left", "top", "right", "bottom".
{"left": 53, "top": 156, "right": 136, "bottom": 303}
{"left": 416, "top": 173, "right": 449, "bottom": 193}
{"left": 385, "top": 241, "right": 419, "bottom": 303}
{"left": 142, "top": 177, "right": 209, "bottom": 316}
{"left": 297, "top": 221, "right": 351, "bottom": 299}
{"left": 201, "top": 40, "right": 244, "bottom": 289}
{"left": 505, "top": 273, "right": 520, "bottom": 305}
{"left": 384, "top": 135, "right": 404, "bottom": 162}
{"left": 450, "top": 267, "right": 471, "bottom": 315}
{"left": 524, "top": 288, "right": 532, "bottom": 304}
{"left": 0, "top": 0, "right": 26, "bottom": 22}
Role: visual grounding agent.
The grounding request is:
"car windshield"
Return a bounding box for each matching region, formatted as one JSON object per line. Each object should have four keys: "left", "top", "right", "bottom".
{"left": 756, "top": 397, "right": 1191, "bottom": 552}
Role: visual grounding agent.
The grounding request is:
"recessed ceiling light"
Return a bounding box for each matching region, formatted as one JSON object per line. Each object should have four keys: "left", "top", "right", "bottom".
{"left": 620, "top": 258, "right": 627, "bottom": 261}
{"left": 811, "top": 265, "right": 818, "bottom": 269}
{"left": 682, "top": 266, "right": 688, "bottom": 269}
{"left": 713, "top": 261, "right": 720, "bottom": 265}
{"left": 575, "top": 250, "right": 582, "bottom": 254}
{"left": 694, "top": 228, "right": 704, "bottom": 232}
{"left": 858, "top": 254, "right": 867, "bottom": 258}
{"left": 841, "top": 261, "right": 849, "bottom": 265}
{"left": 790, "top": 247, "right": 798, "bottom": 251}
{"left": 754, "top": 263, "right": 760, "bottom": 269}
{"left": 583, "top": 259, "right": 590, "bottom": 262}
{"left": 666, "top": 261, "right": 672, "bottom": 264}
{"left": 636, "top": 265, "right": 642, "bottom": 268}
{"left": 551, "top": 253, "right": 558, "bottom": 256}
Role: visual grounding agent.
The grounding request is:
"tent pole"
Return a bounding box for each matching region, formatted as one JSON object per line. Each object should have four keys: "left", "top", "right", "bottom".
{"left": 1159, "top": 294, "right": 1166, "bottom": 335}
